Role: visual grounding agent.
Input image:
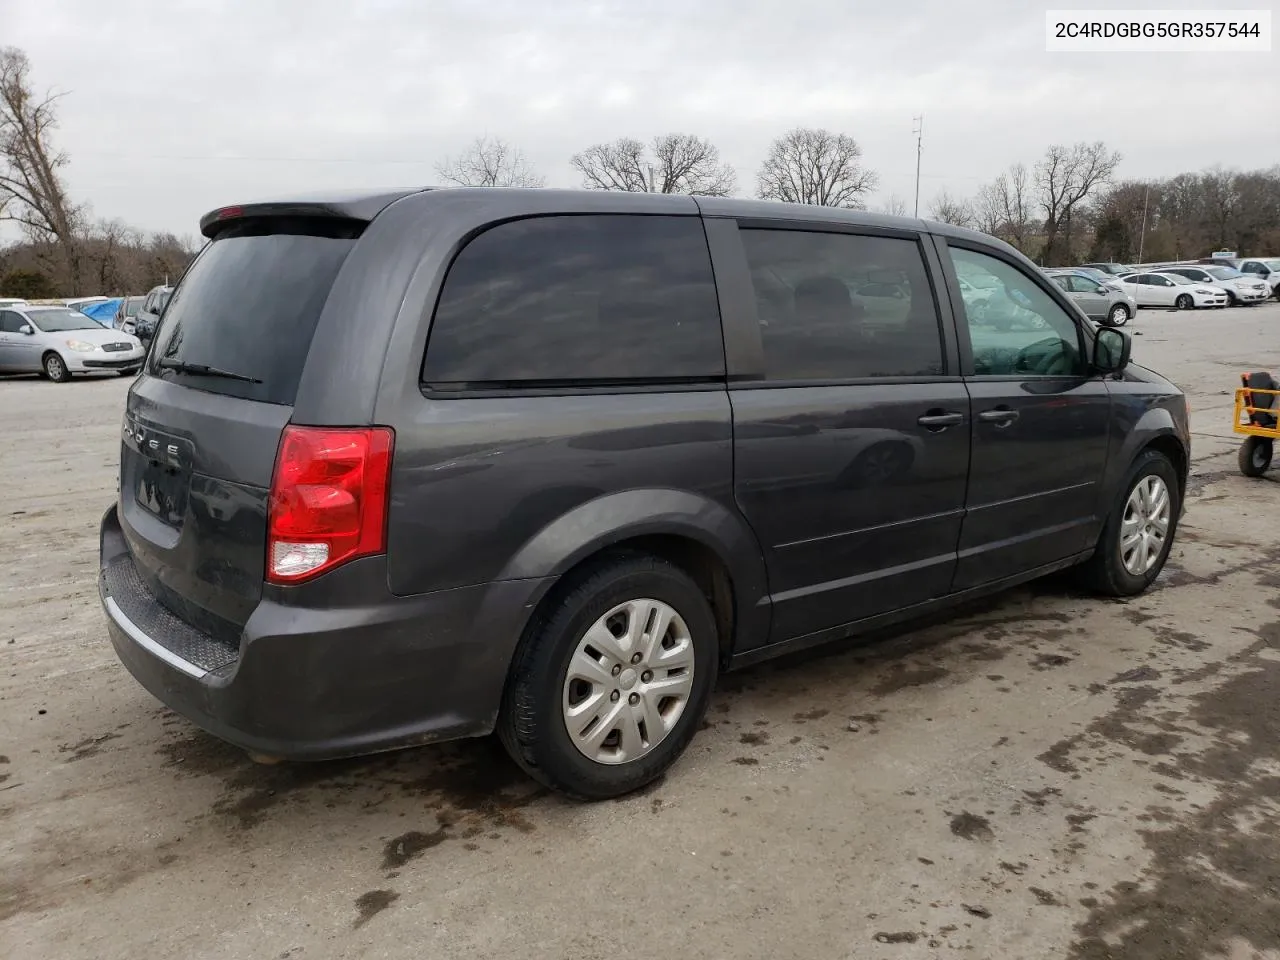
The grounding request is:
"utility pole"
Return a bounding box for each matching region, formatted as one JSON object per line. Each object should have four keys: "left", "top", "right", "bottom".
{"left": 1136, "top": 183, "right": 1150, "bottom": 266}
{"left": 912, "top": 115, "right": 923, "bottom": 217}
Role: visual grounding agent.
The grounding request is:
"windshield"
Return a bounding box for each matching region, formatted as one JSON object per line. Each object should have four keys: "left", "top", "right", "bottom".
{"left": 1079, "top": 268, "right": 1110, "bottom": 282}
{"left": 1206, "top": 266, "right": 1241, "bottom": 280}
{"left": 157, "top": 291, "right": 172, "bottom": 312}
{"left": 1165, "top": 274, "right": 1196, "bottom": 285}
{"left": 1265, "top": 259, "right": 1280, "bottom": 271}
{"left": 124, "top": 296, "right": 145, "bottom": 316}
{"left": 27, "top": 308, "right": 104, "bottom": 332}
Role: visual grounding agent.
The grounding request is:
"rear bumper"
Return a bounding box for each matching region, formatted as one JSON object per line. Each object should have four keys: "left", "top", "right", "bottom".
{"left": 99, "top": 504, "right": 552, "bottom": 759}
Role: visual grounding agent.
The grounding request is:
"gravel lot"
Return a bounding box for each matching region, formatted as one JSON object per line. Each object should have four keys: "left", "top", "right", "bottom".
{"left": 3, "top": 304, "right": 1280, "bottom": 960}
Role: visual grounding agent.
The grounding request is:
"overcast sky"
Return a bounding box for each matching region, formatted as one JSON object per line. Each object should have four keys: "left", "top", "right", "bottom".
{"left": 4, "top": 0, "right": 1278, "bottom": 238}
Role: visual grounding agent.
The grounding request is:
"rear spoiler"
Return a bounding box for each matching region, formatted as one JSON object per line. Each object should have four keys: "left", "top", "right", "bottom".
{"left": 198, "top": 189, "right": 429, "bottom": 239}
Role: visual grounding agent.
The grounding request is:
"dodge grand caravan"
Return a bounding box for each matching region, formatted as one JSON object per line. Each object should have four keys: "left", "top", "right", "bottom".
{"left": 99, "top": 188, "right": 1189, "bottom": 800}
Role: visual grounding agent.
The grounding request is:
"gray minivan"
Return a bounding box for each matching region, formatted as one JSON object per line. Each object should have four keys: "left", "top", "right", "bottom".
{"left": 99, "top": 189, "right": 1190, "bottom": 799}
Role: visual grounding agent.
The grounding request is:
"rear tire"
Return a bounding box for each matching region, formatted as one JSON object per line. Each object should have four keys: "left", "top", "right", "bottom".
{"left": 1106, "top": 304, "right": 1129, "bottom": 327}
{"left": 498, "top": 554, "right": 718, "bottom": 800}
{"left": 1174, "top": 294, "right": 1194, "bottom": 310}
{"left": 1080, "top": 450, "right": 1180, "bottom": 597}
{"left": 42, "top": 352, "right": 71, "bottom": 383}
{"left": 1238, "top": 437, "right": 1273, "bottom": 478}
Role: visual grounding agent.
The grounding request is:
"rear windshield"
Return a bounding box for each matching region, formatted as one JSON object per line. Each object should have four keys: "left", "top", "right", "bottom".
{"left": 147, "top": 217, "right": 361, "bottom": 404}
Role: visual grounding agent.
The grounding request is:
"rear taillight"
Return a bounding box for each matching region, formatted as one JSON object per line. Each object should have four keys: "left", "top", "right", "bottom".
{"left": 266, "top": 426, "right": 394, "bottom": 584}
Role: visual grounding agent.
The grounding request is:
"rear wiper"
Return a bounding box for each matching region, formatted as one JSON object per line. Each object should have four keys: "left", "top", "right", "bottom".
{"left": 157, "top": 358, "right": 262, "bottom": 384}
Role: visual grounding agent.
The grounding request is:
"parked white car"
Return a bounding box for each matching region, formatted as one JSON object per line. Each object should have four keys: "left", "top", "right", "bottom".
{"left": 0, "top": 304, "right": 145, "bottom": 382}
{"left": 1119, "top": 272, "right": 1229, "bottom": 310}
{"left": 1236, "top": 258, "right": 1280, "bottom": 299}
{"left": 1158, "top": 265, "right": 1271, "bottom": 306}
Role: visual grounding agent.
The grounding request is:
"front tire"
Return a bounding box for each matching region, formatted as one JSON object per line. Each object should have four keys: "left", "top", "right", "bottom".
{"left": 1238, "top": 437, "right": 1273, "bottom": 477}
{"left": 1081, "top": 450, "right": 1180, "bottom": 597}
{"left": 1106, "top": 303, "right": 1130, "bottom": 327}
{"left": 499, "top": 554, "right": 718, "bottom": 800}
{"left": 1226, "top": 290, "right": 1238, "bottom": 307}
{"left": 43, "top": 352, "right": 71, "bottom": 383}
{"left": 1174, "top": 294, "right": 1194, "bottom": 310}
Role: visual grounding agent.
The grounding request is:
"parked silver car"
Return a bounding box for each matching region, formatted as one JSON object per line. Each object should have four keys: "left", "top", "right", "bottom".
{"left": 0, "top": 304, "right": 145, "bottom": 382}
{"left": 1044, "top": 269, "right": 1134, "bottom": 326}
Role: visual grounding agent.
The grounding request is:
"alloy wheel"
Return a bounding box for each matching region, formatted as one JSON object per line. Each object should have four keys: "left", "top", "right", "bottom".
{"left": 1120, "top": 475, "right": 1171, "bottom": 576}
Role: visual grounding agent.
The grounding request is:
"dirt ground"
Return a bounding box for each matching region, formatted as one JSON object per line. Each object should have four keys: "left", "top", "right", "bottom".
{"left": 3, "top": 304, "right": 1280, "bottom": 960}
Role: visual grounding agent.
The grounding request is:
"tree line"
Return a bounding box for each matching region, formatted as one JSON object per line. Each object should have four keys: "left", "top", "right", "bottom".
{"left": 921, "top": 150, "right": 1280, "bottom": 266}
{"left": 4, "top": 44, "right": 1278, "bottom": 298}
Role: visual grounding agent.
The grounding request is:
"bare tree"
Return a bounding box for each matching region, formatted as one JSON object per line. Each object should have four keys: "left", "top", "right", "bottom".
{"left": 0, "top": 47, "right": 83, "bottom": 290}
{"left": 928, "top": 189, "right": 976, "bottom": 228}
{"left": 975, "top": 163, "right": 1033, "bottom": 252}
{"left": 435, "top": 135, "right": 545, "bottom": 188}
{"left": 571, "top": 134, "right": 735, "bottom": 195}
{"left": 879, "top": 194, "right": 909, "bottom": 217}
{"left": 1035, "top": 141, "right": 1121, "bottom": 265}
{"left": 756, "top": 127, "right": 878, "bottom": 208}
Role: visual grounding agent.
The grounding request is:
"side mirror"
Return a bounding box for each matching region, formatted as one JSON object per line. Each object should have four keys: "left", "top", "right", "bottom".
{"left": 1094, "top": 327, "right": 1131, "bottom": 374}
{"left": 18, "top": 324, "right": 33, "bottom": 335}
{"left": 1095, "top": 285, "right": 1109, "bottom": 294}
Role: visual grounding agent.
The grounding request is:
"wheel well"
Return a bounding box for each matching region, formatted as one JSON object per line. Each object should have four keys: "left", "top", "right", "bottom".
{"left": 531, "top": 534, "right": 737, "bottom": 664}
{"left": 1144, "top": 435, "right": 1188, "bottom": 499}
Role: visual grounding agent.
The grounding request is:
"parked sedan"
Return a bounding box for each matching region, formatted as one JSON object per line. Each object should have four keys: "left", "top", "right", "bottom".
{"left": 1158, "top": 265, "right": 1270, "bottom": 306}
{"left": 1120, "top": 272, "right": 1229, "bottom": 310}
{"left": 1236, "top": 257, "right": 1280, "bottom": 300}
{"left": 1044, "top": 270, "right": 1134, "bottom": 326}
{"left": 0, "top": 304, "right": 145, "bottom": 382}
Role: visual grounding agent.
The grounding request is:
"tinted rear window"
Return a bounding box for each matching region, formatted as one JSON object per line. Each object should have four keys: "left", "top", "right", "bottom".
{"left": 422, "top": 215, "right": 724, "bottom": 389}
{"left": 147, "top": 217, "right": 361, "bottom": 404}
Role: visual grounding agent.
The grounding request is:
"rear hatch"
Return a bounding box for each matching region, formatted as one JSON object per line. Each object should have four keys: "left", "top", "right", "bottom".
{"left": 117, "top": 214, "right": 365, "bottom": 642}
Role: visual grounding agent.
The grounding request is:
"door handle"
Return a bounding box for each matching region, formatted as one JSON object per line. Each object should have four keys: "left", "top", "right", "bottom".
{"left": 978, "top": 407, "right": 1020, "bottom": 425}
{"left": 917, "top": 411, "right": 965, "bottom": 430}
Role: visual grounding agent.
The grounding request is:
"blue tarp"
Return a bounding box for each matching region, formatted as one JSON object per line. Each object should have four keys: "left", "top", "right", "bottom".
{"left": 79, "top": 298, "right": 122, "bottom": 326}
